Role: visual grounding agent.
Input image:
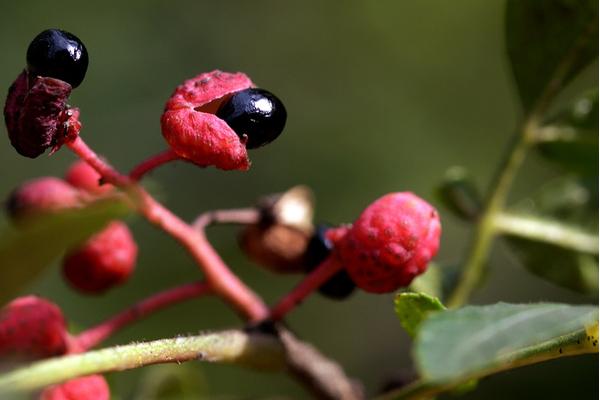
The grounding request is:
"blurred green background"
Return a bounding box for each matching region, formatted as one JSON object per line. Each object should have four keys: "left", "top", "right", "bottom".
{"left": 0, "top": 1, "right": 597, "bottom": 398}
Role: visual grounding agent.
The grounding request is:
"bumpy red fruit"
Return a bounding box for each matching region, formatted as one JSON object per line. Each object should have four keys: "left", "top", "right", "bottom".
{"left": 40, "top": 374, "right": 110, "bottom": 400}
{"left": 6, "top": 177, "right": 82, "bottom": 222}
{"left": 338, "top": 192, "right": 441, "bottom": 293}
{"left": 0, "top": 296, "right": 68, "bottom": 359}
{"left": 161, "top": 70, "right": 253, "bottom": 170}
{"left": 65, "top": 160, "right": 113, "bottom": 195}
{"left": 62, "top": 221, "right": 138, "bottom": 294}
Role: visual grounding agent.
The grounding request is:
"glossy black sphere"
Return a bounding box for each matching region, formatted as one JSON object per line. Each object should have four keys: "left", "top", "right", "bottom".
{"left": 216, "top": 88, "right": 287, "bottom": 149}
{"left": 26, "top": 29, "right": 89, "bottom": 88}
{"left": 305, "top": 225, "right": 356, "bottom": 300}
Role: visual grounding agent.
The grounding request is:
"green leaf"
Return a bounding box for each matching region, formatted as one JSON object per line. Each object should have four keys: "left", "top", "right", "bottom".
{"left": 394, "top": 292, "right": 445, "bottom": 338}
{"left": 551, "top": 89, "right": 599, "bottom": 130}
{"left": 508, "top": 237, "right": 598, "bottom": 294}
{"left": 415, "top": 303, "right": 598, "bottom": 384}
{"left": 132, "top": 364, "right": 207, "bottom": 400}
{"left": 409, "top": 263, "right": 443, "bottom": 298}
{"left": 505, "top": 0, "right": 598, "bottom": 113}
{"left": 0, "top": 198, "right": 130, "bottom": 304}
{"left": 436, "top": 166, "right": 482, "bottom": 221}
{"left": 537, "top": 90, "right": 599, "bottom": 176}
{"left": 507, "top": 177, "right": 598, "bottom": 293}
{"left": 519, "top": 176, "right": 598, "bottom": 226}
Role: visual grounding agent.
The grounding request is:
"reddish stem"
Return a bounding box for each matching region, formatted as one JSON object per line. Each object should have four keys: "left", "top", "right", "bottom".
{"left": 66, "top": 137, "right": 269, "bottom": 322}
{"left": 270, "top": 257, "right": 343, "bottom": 321}
{"left": 192, "top": 208, "right": 260, "bottom": 230}
{"left": 67, "top": 136, "right": 131, "bottom": 186}
{"left": 74, "top": 282, "right": 211, "bottom": 351}
{"left": 140, "top": 193, "right": 269, "bottom": 320}
{"left": 129, "top": 149, "right": 181, "bottom": 181}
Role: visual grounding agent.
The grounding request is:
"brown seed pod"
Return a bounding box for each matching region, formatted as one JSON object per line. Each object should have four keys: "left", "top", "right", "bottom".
{"left": 256, "top": 185, "right": 314, "bottom": 231}
{"left": 4, "top": 71, "right": 73, "bottom": 158}
{"left": 239, "top": 186, "right": 315, "bottom": 273}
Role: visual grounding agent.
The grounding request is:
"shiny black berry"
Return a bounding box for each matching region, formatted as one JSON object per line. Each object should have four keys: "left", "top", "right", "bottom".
{"left": 26, "top": 29, "right": 89, "bottom": 88}
{"left": 216, "top": 88, "right": 287, "bottom": 149}
{"left": 304, "top": 225, "right": 356, "bottom": 300}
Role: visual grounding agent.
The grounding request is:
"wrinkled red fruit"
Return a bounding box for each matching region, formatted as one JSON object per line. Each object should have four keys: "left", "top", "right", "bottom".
{"left": 4, "top": 71, "right": 72, "bottom": 158}
{"left": 161, "top": 70, "right": 254, "bottom": 171}
{"left": 0, "top": 296, "right": 68, "bottom": 360}
{"left": 62, "top": 221, "right": 138, "bottom": 294}
{"left": 40, "top": 374, "right": 110, "bottom": 400}
{"left": 338, "top": 192, "right": 441, "bottom": 293}
{"left": 6, "top": 177, "right": 82, "bottom": 223}
{"left": 65, "top": 160, "right": 113, "bottom": 195}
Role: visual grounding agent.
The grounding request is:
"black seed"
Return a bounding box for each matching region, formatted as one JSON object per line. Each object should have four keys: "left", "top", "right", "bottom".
{"left": 216, "top": 88, "right": 287, "bottom": 149}
{"left": 304, "top": 225, "right": 334, "bottom": 269}
{"left": 26, "top": 29, "right": 89, "bottom": 88}
{"left": 304, "top": 224, "right": 356, "bottom": 300}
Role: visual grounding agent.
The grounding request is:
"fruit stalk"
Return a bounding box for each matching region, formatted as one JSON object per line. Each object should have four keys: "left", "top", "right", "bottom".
{"left": 270, "top": 257, "right": 343, "bottom": 320}
{"left": 74, "top": 281, "right": 211, "bottom": 350}
{"left": 192, "top": 208, "right": 260, "bottom": 230}
{"left": 66, "top": 135, "right": 269, "bottom": 321}
{"left": 128, "top": 149, "right": 180, "bottom": 181}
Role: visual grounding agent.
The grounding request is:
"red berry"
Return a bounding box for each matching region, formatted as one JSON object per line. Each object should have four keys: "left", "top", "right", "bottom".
{"left": 6, "top": 177, "right": 82, "bottom": 223}
{"left": 161, "top": 70, "right": 254, "bottom": 171}
{"left": 62, "top": 221, "right": 138, "bottom": 294}
{"left": 0, "top": 296, "right": 68, "bottom": 359}
{"left": 40, "top": 375, "right": 110, "bottom": 400}
{"left": 337, "top": 192, "right": 441, "bottom": 293}
{"left": 65, "top": 160, "right": 113, "bottom": 195}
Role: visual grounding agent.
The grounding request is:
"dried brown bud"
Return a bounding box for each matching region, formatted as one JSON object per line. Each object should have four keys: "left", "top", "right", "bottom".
{"left": 239, "top": 224, "right": 311, "bottom": 273}
{"left": 257, "top": 185, "right": 314, "bottom": 232}
{"left": 239, "top": 186, "right": 316, "bottom": 273}
{"left": 4, "top": 71, "right": 72, "bottom": 158}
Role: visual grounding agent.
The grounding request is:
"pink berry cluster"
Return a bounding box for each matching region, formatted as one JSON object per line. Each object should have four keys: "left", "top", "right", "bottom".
{"left": 1, "top": 27, "right": 443, "bottom": 399}
{"left": 1, "top": 162, "right": 136, "bottom": 398}
{"left": 7, "top": 161, "right": 138, "bottom": 294}
{"left": 0, "top": 296, "right": 109, "bottom": 399}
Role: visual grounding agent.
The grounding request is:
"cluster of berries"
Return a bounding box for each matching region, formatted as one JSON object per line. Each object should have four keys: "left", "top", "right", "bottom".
{"left": 241, "top": 189, "right": 441, "bottom": 298}
{"left": 2, "top": 161, "right": 133, "bottom": 399}
{"left": 1, "top": 28, "right": 442, "bottom": 398}
{"left": 0, "top": 296, "right": 109, "bottom": 399}
{"left": 7, "top": 160, "right": 138, "bottom": 294}
{"left": 5, "top": 29, "right": 288, "bottom": 170}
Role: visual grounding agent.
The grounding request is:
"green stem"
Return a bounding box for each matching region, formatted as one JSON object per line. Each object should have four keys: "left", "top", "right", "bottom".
{"left": 378, "top": 328, "right": 598, "bottom": 400}
{"left": 446, "top": 126, "right": 532, "bottom": 308}
{"left": 445, "top": 11, "right": 596, "bottom": 308}
{"left": 493, "top": 212, "right": 599, "bottom": 254}
{"left": 0, "top": 330, "right": 285, "bottom": 395}
{"left": 532, "top": 125, "right": 597, "bottom": 144}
